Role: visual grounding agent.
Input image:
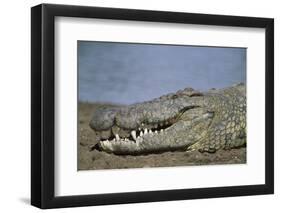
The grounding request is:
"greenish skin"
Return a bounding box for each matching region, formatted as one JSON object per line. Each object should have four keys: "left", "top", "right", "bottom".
{"left": 90, "top": 84, "right": 246, "bottom": 155}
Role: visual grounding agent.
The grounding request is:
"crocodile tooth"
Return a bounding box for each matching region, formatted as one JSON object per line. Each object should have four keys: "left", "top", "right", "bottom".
{"left": 140, "top": 131, "right": 143, "bottom": 137}
{"left": 155, "top": 130, "right": 158, "bottom": 134}
{"left": 144, "top": 128, "right": 148, "bottom": 134}
{"left": 131, "top": 130, "right": 137, "bottom": 141}
{"left": 149, "top": 130, "right": 152, "bottom": 134}
{"left": 137, "top": 137, "right": 143, "bottom": 143}
{"left": 115, "top": 134, "right": 120, "bottom": 140}
{"left": 160, "top": 129, "right": 163, "bottom": 133}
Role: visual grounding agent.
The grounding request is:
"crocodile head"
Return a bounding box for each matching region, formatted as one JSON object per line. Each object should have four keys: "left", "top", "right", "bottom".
{"left": 89, "top": 88, "right": 215, "bottom": 154}
{"left": 90, "top": 84, "right": 246, "bottom": 155}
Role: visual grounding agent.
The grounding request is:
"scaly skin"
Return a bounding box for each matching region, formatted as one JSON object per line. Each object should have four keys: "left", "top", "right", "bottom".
{"left": 89, "top": 84, "right": 246, "bottom": 155}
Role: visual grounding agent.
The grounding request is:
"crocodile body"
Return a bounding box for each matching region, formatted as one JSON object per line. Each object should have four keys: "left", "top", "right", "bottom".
{"left": 90, "top": 84, "right": 246, "bottom": 155}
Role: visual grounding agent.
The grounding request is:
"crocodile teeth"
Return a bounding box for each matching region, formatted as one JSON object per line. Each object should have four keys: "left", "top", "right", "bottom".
{"left": 149, "top": 130, "right": 152, "bottom": 134}
{"left": 131, "top": 130, "right": 137, "bottom": 141}
{"left": 144, "top": 128, "right": 148, "bottom": 134}
{"left": 140, "top": 131, "right": 143, "bottom": 136}
{"left": 115, "top": 134, "right": 120, "bottom": 140}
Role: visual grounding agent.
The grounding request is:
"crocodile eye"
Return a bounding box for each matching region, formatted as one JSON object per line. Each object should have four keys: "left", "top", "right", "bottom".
{"left": 171, "top": 94, "right": 178, "bottom": 99}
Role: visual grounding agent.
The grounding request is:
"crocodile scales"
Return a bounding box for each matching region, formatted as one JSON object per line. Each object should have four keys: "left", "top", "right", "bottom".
{"left": 89, "top": 84, "right": 246, "bottom": 155}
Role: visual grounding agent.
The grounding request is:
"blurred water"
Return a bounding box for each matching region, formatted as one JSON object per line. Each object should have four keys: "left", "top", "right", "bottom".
{"left": 78, "top": 41, "right": 246, "bottom": 105}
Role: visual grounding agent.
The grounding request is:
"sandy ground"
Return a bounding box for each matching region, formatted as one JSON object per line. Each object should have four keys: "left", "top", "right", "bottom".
{"left": 78, "top": 102, "right": 246, "bottom": 170}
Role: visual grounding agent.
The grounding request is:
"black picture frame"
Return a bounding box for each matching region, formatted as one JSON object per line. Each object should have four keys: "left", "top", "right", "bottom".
{"left": 31, "top": 3, "right": 274, "bottom": 209}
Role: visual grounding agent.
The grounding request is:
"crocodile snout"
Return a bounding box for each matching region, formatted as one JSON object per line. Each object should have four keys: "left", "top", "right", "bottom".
{"left": 89, "top": 106, "right": 119, "bottom": 131}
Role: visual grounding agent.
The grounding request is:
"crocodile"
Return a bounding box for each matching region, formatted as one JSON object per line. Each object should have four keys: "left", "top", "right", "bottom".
{"left": 89, "top": 83, "right": 246, "bottom": 155}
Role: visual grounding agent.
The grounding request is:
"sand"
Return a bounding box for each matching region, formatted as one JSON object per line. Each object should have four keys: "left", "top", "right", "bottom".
{"left": 78, "top": 102, "right": 246, "bottom": 170}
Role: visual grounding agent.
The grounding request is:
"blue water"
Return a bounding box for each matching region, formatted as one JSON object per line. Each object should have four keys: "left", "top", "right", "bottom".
{"left": 78, "top": 41, "right": 246, "bottom": 105}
